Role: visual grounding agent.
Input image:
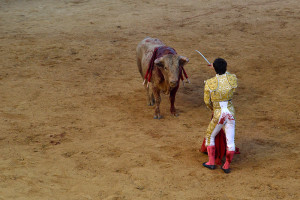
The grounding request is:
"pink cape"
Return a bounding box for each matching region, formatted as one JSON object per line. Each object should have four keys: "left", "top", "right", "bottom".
{"left": 199, "top": 128, "right": 240, "bottom": 165}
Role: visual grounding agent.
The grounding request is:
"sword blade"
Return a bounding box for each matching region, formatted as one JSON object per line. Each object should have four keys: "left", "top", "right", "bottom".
{"left": 195, "top": 50, "right": 211, "bottom": 65}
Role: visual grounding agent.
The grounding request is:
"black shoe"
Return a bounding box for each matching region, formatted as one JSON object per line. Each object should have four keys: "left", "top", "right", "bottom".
{"left": 203, "top": 162, "right": 216, "bottom": 170}
{"left": 221, "top": 166, "right": 231, "bottom": 173}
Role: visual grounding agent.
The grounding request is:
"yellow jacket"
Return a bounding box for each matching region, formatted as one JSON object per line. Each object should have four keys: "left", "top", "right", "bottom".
{"left": 204, "top": 72, "right": 237, "bottom": 111}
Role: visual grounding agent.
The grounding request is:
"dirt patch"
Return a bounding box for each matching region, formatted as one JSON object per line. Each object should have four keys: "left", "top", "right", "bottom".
{"left": 0, "top": 0, "right": 299, "bottom": 199}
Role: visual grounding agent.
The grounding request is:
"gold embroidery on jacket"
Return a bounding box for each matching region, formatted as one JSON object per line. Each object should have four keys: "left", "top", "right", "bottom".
{"left": 204, "top": 72, "right": 237, "bottom": 106}
{"left": 204, "top": 72, "right": 238, "bottom": 146}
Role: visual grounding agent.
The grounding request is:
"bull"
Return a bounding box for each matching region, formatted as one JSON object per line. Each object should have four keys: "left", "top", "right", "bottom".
{"left": 136, "top": 37, "right": 189, "bottom": 119}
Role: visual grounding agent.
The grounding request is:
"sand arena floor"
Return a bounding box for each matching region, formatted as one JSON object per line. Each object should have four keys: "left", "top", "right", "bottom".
{"left": 0, "top": 0, "right": 299, "bottom": 199}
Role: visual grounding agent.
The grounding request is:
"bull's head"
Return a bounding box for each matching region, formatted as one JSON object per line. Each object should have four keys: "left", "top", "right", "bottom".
{"left": 154, "top": 55, "right": 189, "bottom": 88}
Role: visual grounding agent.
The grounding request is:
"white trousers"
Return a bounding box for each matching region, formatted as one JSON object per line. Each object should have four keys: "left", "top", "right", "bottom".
{"left": 206, "top": 102, "right": 236, "bottom": 151}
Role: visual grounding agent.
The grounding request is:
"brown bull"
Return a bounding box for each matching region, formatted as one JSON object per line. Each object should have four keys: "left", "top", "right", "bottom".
{"left": 136, "top": 37, "right": 189, "bottom": 119}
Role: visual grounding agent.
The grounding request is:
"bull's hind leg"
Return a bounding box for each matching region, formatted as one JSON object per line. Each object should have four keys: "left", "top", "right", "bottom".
{"left": 153, "top": 87, "right": 161, "bottom": 119}
{"left": 144, "top": 84, "right": 155, "bottom": 106}
{"left": 149, "top": 85, "right": 155, "bottom": 106}
{"left": 137, "top": 55, "right": 154, "bottom": 106}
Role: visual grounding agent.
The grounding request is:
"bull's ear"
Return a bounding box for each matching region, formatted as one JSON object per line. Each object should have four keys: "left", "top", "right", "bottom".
{"left": 179, "top": 56, "right": 189, "bottom": 66}
{"left": 154, "top": 57, "right": 164, "bottom": 68}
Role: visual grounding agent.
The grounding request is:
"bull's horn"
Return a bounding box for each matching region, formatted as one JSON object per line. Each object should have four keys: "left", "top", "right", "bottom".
{"left": 179, "top": 56, "right": 189, "bottom": 63}
{"left": 154, "top": 57, "right": 164, "bottom": 67}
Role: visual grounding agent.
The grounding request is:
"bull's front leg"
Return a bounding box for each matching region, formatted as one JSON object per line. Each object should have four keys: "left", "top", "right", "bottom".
{"left": 169, "top": 85, "right": 179, "bottom": 116}
{"left": 152, "top": 87, "right": 161, "bottom": 119}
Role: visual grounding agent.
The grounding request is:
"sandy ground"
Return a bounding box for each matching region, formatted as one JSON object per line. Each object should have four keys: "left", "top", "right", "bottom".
{"left": 0, "top": 0, "right": 299, "bottom": 199}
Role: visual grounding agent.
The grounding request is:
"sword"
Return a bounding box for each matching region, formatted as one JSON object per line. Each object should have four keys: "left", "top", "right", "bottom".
{"left": 195, "top": 50, "right": 211, "bottom": 66}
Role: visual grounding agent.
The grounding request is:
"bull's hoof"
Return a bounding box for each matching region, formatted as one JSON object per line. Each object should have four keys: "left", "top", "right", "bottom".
{"left": 154, "top": 115, "right": 162, "bottom": 119}
{"left": 171, "top": 112, "right": 179, "bottom": 117}
{"left": 147, "top": 99, "right": 155, "bottom": 106}
{"left": 148, "top": 102, "right": 155, "bottom": 106}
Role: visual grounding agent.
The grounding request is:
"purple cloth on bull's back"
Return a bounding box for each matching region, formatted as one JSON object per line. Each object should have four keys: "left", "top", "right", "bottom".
{"left": 156, "top": 46, "right": 177, "bottom": 58}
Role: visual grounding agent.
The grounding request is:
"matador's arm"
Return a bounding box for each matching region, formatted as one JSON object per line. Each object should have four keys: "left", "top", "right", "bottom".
{"left": 204, "top": 82, "right": 213, "bottom": 111}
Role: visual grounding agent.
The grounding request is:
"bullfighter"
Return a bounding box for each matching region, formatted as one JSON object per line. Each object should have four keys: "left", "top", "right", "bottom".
{"left": 202, "top": 58, "right": 238, "bottom": 173}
